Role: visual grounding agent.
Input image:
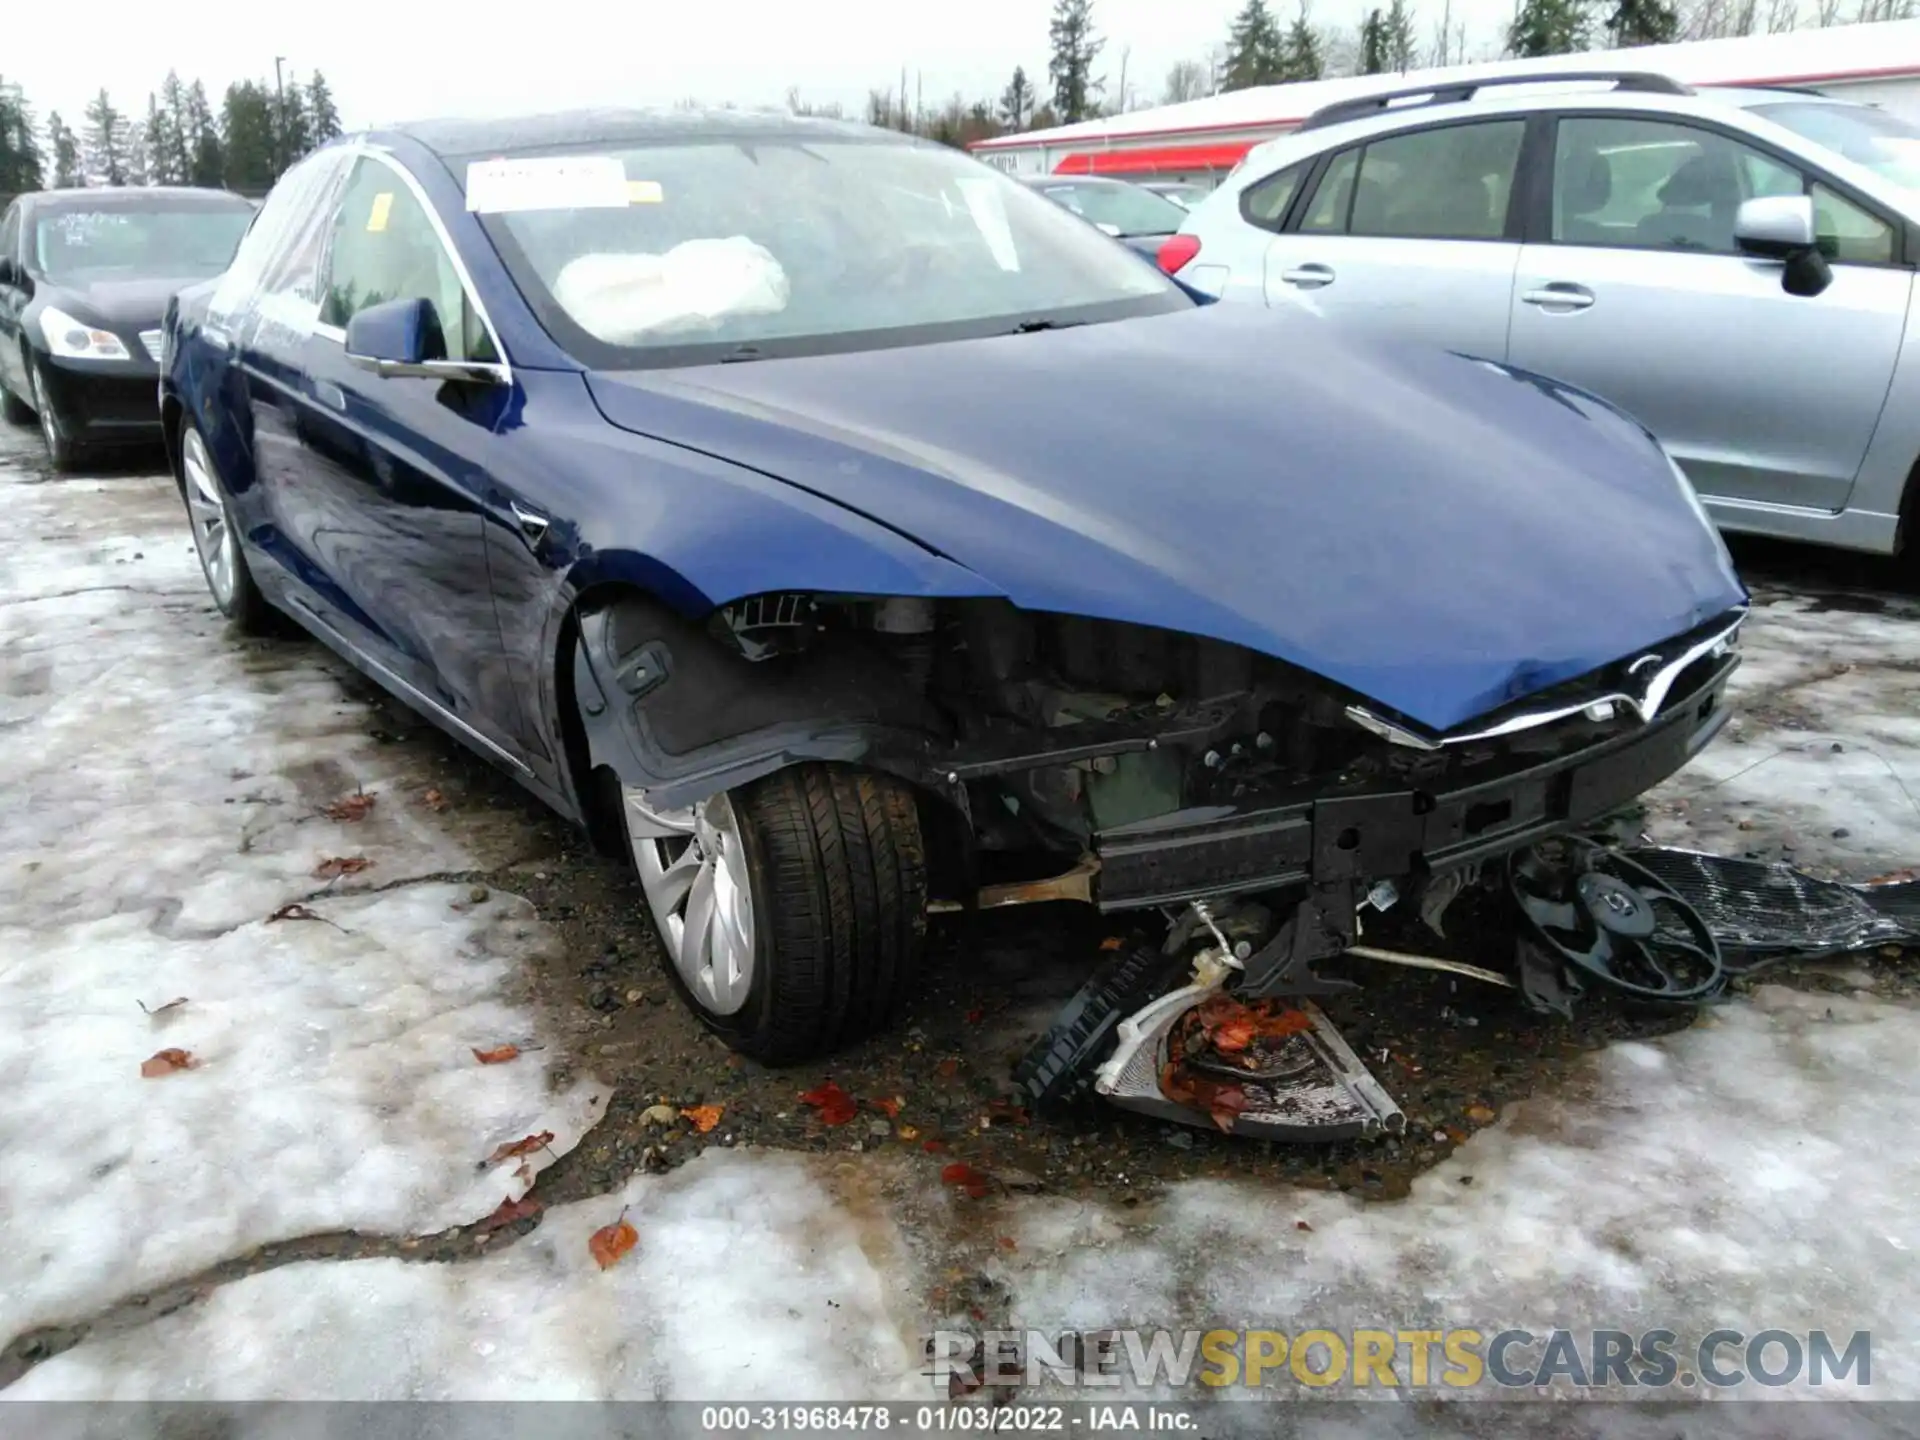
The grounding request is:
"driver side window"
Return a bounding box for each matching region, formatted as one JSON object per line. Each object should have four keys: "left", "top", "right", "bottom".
{"left": 318, "top": 159, "right": 496, "bottom": 362}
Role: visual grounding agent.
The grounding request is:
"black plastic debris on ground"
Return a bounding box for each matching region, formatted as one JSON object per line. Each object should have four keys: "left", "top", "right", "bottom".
{"left": 1627, "top": 847, "right": 1920, "bottom": 963}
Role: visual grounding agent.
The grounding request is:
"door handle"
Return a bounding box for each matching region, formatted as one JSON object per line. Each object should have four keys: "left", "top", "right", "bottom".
{"left": 1280, "top": 263, "right": 1335, "bottom": 289}
{"left": 1520, "top": 283, "right": 1595, "bottom": 311}
{"left": 509, "top": 501, "right": 550, "bottom": 543}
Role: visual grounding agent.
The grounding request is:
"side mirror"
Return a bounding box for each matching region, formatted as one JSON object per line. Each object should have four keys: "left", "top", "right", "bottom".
{"left": 1733, "top": 195, "right": 1816, "bottom": 259}
{"left": 344, "top": 296, "right": 502, "bottom": 382}
{"left": 1733, "top": 194, "right": 1832, "bottom": 298}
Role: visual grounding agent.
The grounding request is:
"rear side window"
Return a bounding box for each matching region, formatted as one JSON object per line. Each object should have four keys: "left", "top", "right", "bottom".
{"left": 208, "top": 150, "right": 350, "bottom": 326}
{"left": 1240, "top": 162, "right": 1306, "bottom": 229}
{"left": 1294, "top": 121, "right": 1523, "bottom": 241}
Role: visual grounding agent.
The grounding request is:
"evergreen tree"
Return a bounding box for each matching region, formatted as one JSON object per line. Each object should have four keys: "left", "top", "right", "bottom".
{"left": 125, "top": 107, "right": 151, "bottom": 185}
{"left": 46, "top": 112, "right": 81, "bottom": 187}
{"left": 1607, "top": 0, "right": 1680, "bottom": 43}
{"left": 1283, "top": 2, "right": 1327, "bottom": 79}
{"left": 143, "top": 92, "right": 179, "bottom": 184}
{"left": 1384, "top": 0, "right": 1421, "bottom": 69}
{"left": 1047, "top": 0, "right": 1106, "bottom": 123}
{"left": 1508, "top": 0, "right": 1594, "bottom": 55}
{"left": 275, "top": 81, "right": 312, "bottom": 171}
{"left": 185, "top": 82, "right": 224, "bottom": 187}
{"left": 221, "top": 81, "right": 277, "bottom": 192}
{"left": 0, "top": 77, "right": 45, "bottom": 194}
{"left": 1223, "top": 0, "right": 1288, "bottom": 90}
{"left": 82, "top": 89, "right": 131, "bottom": 185}
{"left": 1358, "top": 8, "right": 1391, "bottom": 71}
{"left": 306, "top": 71, "right": 342, "bottom": 142}
{"left": 159, "top": 72, "right": 192, "bottom": 183}
{"left": 998, "top": 65, "right": 1035, "bottom": 130}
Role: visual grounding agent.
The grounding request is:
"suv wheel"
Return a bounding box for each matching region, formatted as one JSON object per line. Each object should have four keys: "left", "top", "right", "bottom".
{"left": 626, "top": 764, "right": 927, "bottom": 1063}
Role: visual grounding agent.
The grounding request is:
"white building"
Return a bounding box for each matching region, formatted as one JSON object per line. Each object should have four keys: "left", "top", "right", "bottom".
{"left": 969, "top": 19, "right": 1920, "bottom": 183}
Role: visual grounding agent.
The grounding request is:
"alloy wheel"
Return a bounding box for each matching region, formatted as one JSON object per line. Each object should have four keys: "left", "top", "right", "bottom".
{"left": 182, "top": 428, "right": 238, "bottom": 609}
{"left": 625, "top": 787, "right": 757, "bottom": 1016}
{"left": 29, "top": 367, "right": 57, "bottom": 455}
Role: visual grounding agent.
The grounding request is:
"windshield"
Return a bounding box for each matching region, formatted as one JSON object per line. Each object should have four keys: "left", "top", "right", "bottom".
{"left": 474, "top": 136, "right": 1186, "bottom": 367}
{"left": 32, "top": 205, "right": 254, "bottom": 282}
{"left": 1037, "top": 181, "right": 1189, "bottom": 235}
{"left": 1752, "top": 101, "right": 1920, "bottom": 190}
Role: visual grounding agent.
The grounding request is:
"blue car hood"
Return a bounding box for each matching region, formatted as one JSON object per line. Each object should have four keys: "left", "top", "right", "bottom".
{"left": 586, "top": 305, "right": 1745, "bottom": 733}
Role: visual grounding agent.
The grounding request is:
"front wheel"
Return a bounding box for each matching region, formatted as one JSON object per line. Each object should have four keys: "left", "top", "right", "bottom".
{"left": 28, "top": 361, "right": 87, "bottom": 471}
{"left": 625, "top": 764, "right": 928, "bottom": 1064}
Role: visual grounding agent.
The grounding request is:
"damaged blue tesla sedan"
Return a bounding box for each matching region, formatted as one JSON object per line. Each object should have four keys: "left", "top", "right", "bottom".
{"left": 161, "top": 110, "right": 1746, "bottom": 1068}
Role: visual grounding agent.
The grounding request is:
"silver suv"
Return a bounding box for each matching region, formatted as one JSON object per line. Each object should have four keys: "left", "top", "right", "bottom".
{"left": 1167, "top": 72, "right": 1920, "bottom": 564}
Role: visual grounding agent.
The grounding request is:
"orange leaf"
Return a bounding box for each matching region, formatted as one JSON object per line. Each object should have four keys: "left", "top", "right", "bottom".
{"left": 483, "top": 1131, "right": 555, "bottom": 1166}
{"left": 420, "top": 788, "right": 448, "bottom": 812}
{"left": 1465, "top": 1104, "right": 1497, "bottom": 1124}
{"left": 472, "top": 1044, "right": 520, "bottom": 1065}
{"left": 681, "top": 1104, "right": 724, "bottom": 1134}
{"left": 313, "top": 855, "right": 371, "bottom": 880}
{"left": 1211, "top": 1018, "right": 1257, "bottom": 1053}
{"left": 935, "top": 1058, "right": 960, "bottom": 1080}
{"left": 941, "top": 1162, "right": 991, "bottom": 1199}
{"left": 1099, "top": 936, "right": 1125, "bottom": 951}
{"left": 140, "top": 1048, "right": 196, "bottom": 1078}
{"left": 898, "top": 1125, "right": 920, "bottom": 1141}
{"left": 322, "top": 792, "right": 377, "bottom": 822}
{"left": 589, "top": 1217, "right": 638, "bottom": 1270}
{"left": 997, "top": 1235, "right": 1018, "bottom": 1252}
{"left": 798, "top": 1081, "right": 858, "bottom": 1126}
{"left": 868, "top": 1096, "right": 902, "bottom": 1118}
{"left": 478, "top": 1194, "right": 544, "bottom": 1232}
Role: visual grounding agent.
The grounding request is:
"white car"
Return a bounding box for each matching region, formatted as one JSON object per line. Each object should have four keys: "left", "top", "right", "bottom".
{"left": 1163, "top": 70, "right": 1920, "bottom": 565}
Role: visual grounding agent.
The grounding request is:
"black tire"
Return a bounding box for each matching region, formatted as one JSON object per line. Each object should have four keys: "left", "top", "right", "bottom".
{"left": 176, "top": 418, "right": 275, "bottom": 635}
{"left": 667, "top": 764, "right": 928, "bottom": 1064}
{"left": 28, "top": 359, "right": 88, "bottom": 471}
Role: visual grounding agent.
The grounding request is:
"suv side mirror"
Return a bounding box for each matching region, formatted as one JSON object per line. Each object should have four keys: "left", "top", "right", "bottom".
{"left": 1734, "top": 195, "right": 1833, "bottom": 298}
{"left": 1734, "top": 195, "right": 1816, "bottom": 258}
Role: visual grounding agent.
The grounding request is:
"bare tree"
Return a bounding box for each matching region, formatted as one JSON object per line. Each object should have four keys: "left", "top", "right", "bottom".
{"left": 1765, "top": 0, "right": 1799, "bottom": 27}
{"left": 1162, "top": 59, "right": 1212, "bottom": 104}
{"left": 1428, "top": 0, "right": 1468, "bottom": 65}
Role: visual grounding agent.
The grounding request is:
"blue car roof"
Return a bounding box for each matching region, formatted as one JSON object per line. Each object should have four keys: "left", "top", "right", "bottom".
{"left": 386, "top": 109, "right": 904, "bottom": 160}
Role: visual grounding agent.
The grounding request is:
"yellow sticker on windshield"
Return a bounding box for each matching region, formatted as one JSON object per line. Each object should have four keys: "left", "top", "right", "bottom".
{"left": 627, "top": 180, "right": 664, "bottom": 204}
{"left": 367, "top": 192, "right": 394, "bottom": 232}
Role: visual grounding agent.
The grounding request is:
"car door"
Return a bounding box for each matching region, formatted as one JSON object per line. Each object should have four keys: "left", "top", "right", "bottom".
{"left": 269, "top": 153, "right": 529, "bottom": 772}
{"left": 1507, "top": 113, "right": 1913, "bottom": 514}
{"left": 0, "top": 201, "right": 26, "bottom": 399}
{"left": 1260, "top": 117, "right": 1529, "bottom": 361}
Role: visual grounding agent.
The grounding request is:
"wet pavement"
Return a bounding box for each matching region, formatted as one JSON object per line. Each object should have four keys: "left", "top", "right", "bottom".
{"left": 3, "top": 425, "right": 1919, "bottom": 1405}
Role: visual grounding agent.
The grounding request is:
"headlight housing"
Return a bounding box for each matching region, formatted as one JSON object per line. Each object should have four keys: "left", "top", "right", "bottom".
{"left": 39, "top": 306, "right": 132, "bottom": 361}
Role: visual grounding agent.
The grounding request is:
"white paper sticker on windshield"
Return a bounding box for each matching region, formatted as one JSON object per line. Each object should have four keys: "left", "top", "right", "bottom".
{"left": 466, "top": 156, "right": 631, "bottom": 214}
{"left": 955, "top": 179, "right": 1020, "bottom": 272}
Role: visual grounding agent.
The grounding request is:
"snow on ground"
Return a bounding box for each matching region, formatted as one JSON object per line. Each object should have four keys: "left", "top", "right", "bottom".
{"left": 4, "top": 433, "right": 1919, "bottom": 1413}
{"left": 0, "top": 445, "right": 605, "bottom": 1344}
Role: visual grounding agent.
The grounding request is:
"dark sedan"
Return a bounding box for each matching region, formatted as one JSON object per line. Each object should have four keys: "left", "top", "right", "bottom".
{"left": 0, "top": 186, "right": 255, "bottom": 469}
{"left": 1017, "top": 174, "right": 1190, "bottom": 254}
{"left": 161, "top": 111, "right": 1744, "bottom": 1073}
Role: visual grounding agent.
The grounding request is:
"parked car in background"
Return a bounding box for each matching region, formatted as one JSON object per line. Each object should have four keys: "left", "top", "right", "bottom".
{"left": 1017, "top": 174, "right": 1189, "bottom": 253}
{"left": 1166, "top": 72, "right": 1920, "bottom": 567}
{"left": 0, "top": 186, "right": 256, "bottom": 469}
{"left": 162, "top": 111, "right": 1744, "bottom": 1064}
{"left": 1140, "top": 180, "right": 1216, "bottom": 210}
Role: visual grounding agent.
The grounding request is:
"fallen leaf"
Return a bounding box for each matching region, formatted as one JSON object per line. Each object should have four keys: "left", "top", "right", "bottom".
{"left": 639, "top": 1104, "right": 679, "bottom": 1128}
{"left": 997, "top": 1235, "right": 1018, "bottom": 1252}
{"left": 935, "top": 1058, "right": 960, "bottom": 1080}
{"left": 140, "top": 1048, "right": 196, "bottom": 1077}
{"left": 322, "top": 792, "right": 377, "bottom": 822}
{"left": 682, "top": 1104, "right": 724, "bottom": 1134}
{"left": 137, "top": 997, "right": 189, "bottom": 1017}
{"left": 1465, "top": 1103, "right": 1497, "bottom": 1124}
{"left": 985, "top": 1099, "right": 1030, "bottom": 1126}
{"left": 477, "top": 1194, "right": 543, "bottom": 1232}
{"left": 1295, "top": 1219, "right": 1314, "bottom": 1232}
{"left": 420, "top": 788, "right": 448, "bottom": 812}
{"left": 589, "top": 1212, "right": 638, "bottom": 1270}
{"left": 869, "top": 1096, "right": 903, "bottom": 1118}
{"left": 472, "top": 1044, "right": 520, "bottom": 1065}
{"left": 798, "top": 1081, "right": 859, "bottom": 1126}
{"left": 921, "top": 1138, "right": 949, "bottom": 1153}
{"left": 1099, "top": 936, "right": 1125, "bottom": 951}
{"left": 267, "top": 902, "right": 325, "bottom": 924}
{"left": 1444, "top": 1125, "right": 1468, "bottom": 1145}
{"left": 940, "top": 1162, "right": 992, "bottom": 1199}
{"left": 313, "top": 855, "right": 372, "bottom": 880}
{"left": 482, "top": 1131, "right": 555, "bottom": 1167}
{"left": 1210, "top": 1018, "right": 1258, "bottom": 1053}
{"left": 898, "top": 1125, "right": 920, "bottom": 1141}
{"left": 964, "top": 1008, "right": 985, "bottom": 1024}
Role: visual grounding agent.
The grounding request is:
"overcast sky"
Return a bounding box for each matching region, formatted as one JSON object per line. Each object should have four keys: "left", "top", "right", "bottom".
{"left": 13, "top": 0, "right": 1520, "bottom": 134}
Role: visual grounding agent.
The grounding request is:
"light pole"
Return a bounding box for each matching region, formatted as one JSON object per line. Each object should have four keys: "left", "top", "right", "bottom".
{"left": 273, "top": 56, "right": 287, "bottom": 175}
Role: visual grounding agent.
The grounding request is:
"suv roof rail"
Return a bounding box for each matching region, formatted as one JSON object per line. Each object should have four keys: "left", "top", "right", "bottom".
{"left": 1297, "top": 70, "right": 1693, "bottom": 131}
